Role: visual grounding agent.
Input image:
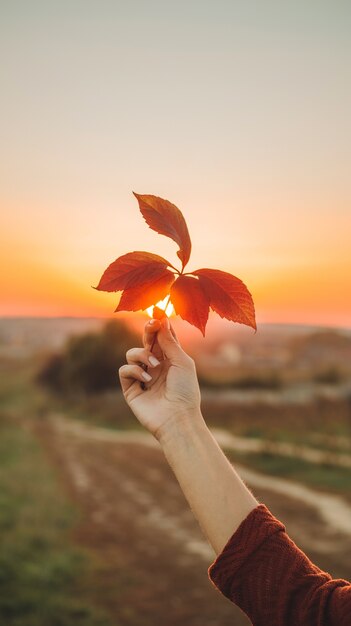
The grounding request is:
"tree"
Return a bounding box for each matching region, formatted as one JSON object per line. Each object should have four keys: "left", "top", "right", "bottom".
{"left": 37, "top": 319, "right": 138, "bottom": 394}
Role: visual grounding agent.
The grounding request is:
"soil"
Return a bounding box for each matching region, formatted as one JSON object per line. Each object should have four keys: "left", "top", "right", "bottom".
{"left": 34, "top": 416, "right": 351, "bottom": 626}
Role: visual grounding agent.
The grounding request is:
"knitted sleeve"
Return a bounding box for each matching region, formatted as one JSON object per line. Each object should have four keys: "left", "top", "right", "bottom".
{"left": 208, "top": 504, "right": 351, "bottom": 625}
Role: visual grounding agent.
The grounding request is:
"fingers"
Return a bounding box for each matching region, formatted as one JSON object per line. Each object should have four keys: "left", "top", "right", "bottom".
{"left": 126, "top": 347, "right": 161, "bottom": 368}
{"left": 157, "top": 318, "right": 189, "bottom": 364}
{"left": 120, "top": 317, "right": 191, "bottom": 395}
{"left": 120, "top": 343, "right": 161, "bottom": 395}
{"left": 143, "top": 317, "right": 187, "bottom": 364}
{"left": 119, "top": 363, "right": 153, "bottom": 394}
{"left": 143, "top": 317, "right": 180, "bottom": 349}
{"left": 169, "top": 321, "right": 180, "bottom": 345}
{"left": 143, "top": 318, "right": 162, "bottom": 349}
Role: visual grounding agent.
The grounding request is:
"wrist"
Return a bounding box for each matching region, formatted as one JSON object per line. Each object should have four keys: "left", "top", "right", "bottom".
{"left": 157, "top": 410, "right": 208, "bottom": 449}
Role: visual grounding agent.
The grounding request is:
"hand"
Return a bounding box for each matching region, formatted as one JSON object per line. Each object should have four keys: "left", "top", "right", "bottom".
{"left": 119, "top": 317, "right": 203, "bottom": 441}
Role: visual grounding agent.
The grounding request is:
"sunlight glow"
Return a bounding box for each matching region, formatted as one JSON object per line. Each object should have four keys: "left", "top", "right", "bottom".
{"left": 146, "top": 297, "right": 174, "bottom": 318}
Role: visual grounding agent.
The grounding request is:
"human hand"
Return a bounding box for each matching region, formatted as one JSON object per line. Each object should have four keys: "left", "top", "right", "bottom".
{"left": 119, "top": 317, "right": 203, "bottom": 441}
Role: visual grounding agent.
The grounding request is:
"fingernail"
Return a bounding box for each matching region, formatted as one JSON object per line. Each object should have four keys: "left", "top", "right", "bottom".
{"left": 142, "top": 371, "right": 152, "bottom": 381}
{"left": 149, "top": 319, "right": 157, "bottom": 325}
{"left": 149, "top": 355, "right": 160, "bottom": 367}
{"left": 164, "top": 317, "right": 170, "bottom": 329}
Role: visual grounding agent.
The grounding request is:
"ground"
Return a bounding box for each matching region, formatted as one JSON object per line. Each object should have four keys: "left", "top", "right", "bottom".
{"left": 32, "top": 415, "right": 351, "bottom": 626}
{"left": 2, "top": 353, "right": 351, "bottom": 625}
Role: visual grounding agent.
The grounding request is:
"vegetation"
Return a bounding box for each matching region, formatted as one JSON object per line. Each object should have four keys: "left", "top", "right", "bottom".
{"left": 228, "top": 449, "right": 351, "bottom": 496}
{"left": 1, "top": 320, "right": 350, "bottom": 623}
{"left": 198, "top": 371, "right": 283, "bottom": 389}
{"left": 37, "top": 320, "right": 138, "bottom": 394}
{"left": 0, "top": 415, "right": 112, "bottom": 626}
{"left": 312, "top": 367, "right": 345, "bottom": 385}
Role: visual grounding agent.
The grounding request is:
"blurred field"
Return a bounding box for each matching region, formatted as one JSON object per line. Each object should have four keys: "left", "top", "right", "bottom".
{"left": 0, "top": 416, "right": 112, "bottom": 626}
{"left": 1, "top": 317, "right": 351, "bottom": 625}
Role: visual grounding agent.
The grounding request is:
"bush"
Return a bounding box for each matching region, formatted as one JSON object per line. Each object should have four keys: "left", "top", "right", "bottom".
{"left": 312, "top": 367, "right": 344, "bottom": 385}
{"left": 37, "top": 320, "right": 139, "bottom": 394}
{"left": 198, "top": 371, "right": 283, "bottom": 390}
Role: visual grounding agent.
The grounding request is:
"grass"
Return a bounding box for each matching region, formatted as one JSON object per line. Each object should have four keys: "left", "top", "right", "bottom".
{"left": 4, "top": 355, "right": 351, "bottom": 502}
{"left": 0, "top": 357, "right": 54, "bottom": 425}
{"left": 56, "top": 389, "right": 140, "bottom": 431}
{"left": 232, "top": 425, "right": 351, "bottom": 453}
{"left": 0, "top": 414, "right": 113, "bottom": 626}
{"left": 0, "top": 355, "right": 137, "bottom": 431}
{"left": 203, "top": 393, "right": 351, "bottom": 454}
{"left": 228, "top": 449, "right": 351, "bottom": 496}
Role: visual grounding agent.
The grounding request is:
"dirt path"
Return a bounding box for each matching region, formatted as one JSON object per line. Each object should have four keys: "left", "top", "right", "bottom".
{"left": 52, "top": 416, "right": 351, "bottom": 535}
{"left": 37, "top": 416, "right": 250, "bottom": 626}
{"left": 212, "top": 428, "right": 351, "bottom": 469}
{"left": 35, "top": 415, "right": 351, "bottom": 626}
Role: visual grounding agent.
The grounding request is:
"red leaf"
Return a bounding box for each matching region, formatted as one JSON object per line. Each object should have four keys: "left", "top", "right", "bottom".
{"left": 133, "top": 193, "right": 192, "bottom": 269}
{"left": 192, "top": 268, "right": 256, "bottom": 330}
{"left": 116, "top": 271, "right": 175, "bottom": 312}
{"left": 95, "top": 251, "right": 172, "bottom": 292}
{"left": 170, "top": 275, "right": 209, "bottom": 336}
{"left": 95, "top": 192, "right": 257, "bottom": 334}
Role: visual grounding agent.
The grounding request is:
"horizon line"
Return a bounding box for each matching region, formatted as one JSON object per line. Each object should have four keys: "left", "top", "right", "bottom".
{"left": 0, "top": 314, "right": 350, "bottom": 333}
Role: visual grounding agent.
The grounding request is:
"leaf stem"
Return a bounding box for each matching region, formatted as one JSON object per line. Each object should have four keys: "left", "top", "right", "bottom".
{"left": 168, "top": 262, "right": 181, "bottom": 274}
{"left": 163, "top": 293, "right": 171, "bottom": 313}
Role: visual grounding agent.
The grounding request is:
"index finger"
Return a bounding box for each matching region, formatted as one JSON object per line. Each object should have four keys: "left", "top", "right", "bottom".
{"left": 143, "top": 317, "right": 180, "bottom": 349}
{"left": 143, "top": 318, "right": 161, "bottom": 349}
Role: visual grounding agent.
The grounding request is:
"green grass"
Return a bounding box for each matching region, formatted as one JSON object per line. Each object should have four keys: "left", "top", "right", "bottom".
{"left": 0, "top": 358, "right": 48, "bottom": 417}
{"left": 0, "top": 415, "right": 113, "bottom": 626}
{"left": 235, "top": 426, "right": 351, "bottom": 453}
{"left": 204, "top": 399, "right": 351, "bottom": 455}
{"left": 0, "top": 356, "right": 137, "bottom": 431}
{"left": 228, "top": 449, "right": 351, "bottom": 496}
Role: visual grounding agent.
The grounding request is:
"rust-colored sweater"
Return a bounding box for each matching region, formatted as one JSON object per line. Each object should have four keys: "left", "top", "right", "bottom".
{"left": 208, "top": 504, "right": 351, "bottom": 625}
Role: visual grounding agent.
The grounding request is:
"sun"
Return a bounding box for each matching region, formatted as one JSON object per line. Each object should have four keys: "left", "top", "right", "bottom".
{"left": 146, "top": 296, "right": 174, "bottom": 318}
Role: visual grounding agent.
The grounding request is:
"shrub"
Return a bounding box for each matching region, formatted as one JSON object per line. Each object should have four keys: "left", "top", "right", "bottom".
{"left": 37, "top": 320, "right": 139, "bottom": 394}
{"left": 313, "top": 367, "right": 344, "bottom": 385}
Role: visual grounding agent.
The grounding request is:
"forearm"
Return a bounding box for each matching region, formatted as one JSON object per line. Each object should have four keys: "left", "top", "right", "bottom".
{"left": 159, "top": 413, "right": 258, "bottom": 555}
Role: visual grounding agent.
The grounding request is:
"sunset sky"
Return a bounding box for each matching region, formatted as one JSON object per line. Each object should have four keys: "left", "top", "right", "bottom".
{"left": 1, "top": 1, "right": 350, "bottom": 328}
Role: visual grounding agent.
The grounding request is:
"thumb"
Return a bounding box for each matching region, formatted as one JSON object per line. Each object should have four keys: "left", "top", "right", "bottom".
{"left": 157, "top": 318, "right": 188, "bottom": 364}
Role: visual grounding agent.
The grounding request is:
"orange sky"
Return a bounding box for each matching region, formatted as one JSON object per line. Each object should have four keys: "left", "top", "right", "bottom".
{"left": 1, "top": 2, "right": 350, "bottom": 328}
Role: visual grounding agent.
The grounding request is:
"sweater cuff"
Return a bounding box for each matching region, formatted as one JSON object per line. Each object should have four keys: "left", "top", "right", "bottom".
{"left": 208, "top": 503, "right": 285, "bottom": 599}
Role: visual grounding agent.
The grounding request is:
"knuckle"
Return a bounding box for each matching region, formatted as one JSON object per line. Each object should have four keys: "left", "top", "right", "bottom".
{"left": 126, "top": 347, "right": 135, "bottom": 359}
